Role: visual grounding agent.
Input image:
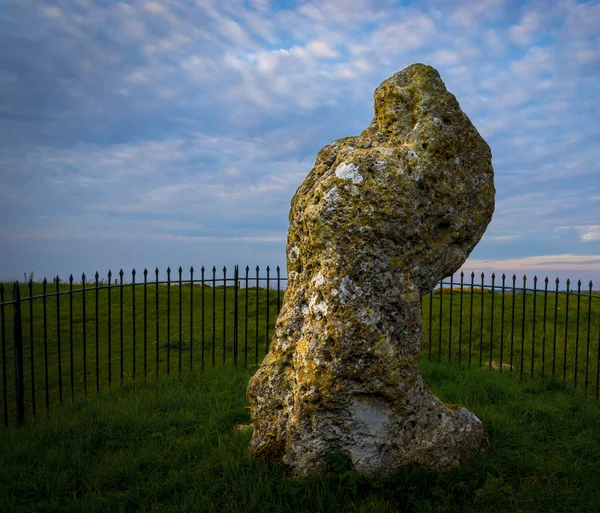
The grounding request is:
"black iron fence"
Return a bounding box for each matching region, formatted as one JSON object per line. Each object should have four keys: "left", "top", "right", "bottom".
{"left": 422, "top": 273, "right": 599, "bottom": 390}
{"left": 1, "top": 266, "right": 599, "bottom": 429}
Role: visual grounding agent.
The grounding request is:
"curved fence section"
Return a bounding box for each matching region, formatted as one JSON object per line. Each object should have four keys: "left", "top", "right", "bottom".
{"left": 1, "top": 267, "right": 599, "bottom": 428}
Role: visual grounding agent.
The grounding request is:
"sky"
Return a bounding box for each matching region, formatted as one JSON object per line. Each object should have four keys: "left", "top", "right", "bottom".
{"left": 0, "top": 0, "right": 599, "bottom": 290}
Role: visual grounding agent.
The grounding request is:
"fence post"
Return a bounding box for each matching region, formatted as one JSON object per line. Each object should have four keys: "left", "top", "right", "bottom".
{"left": 234, "top": 265, "right": 239, "bottom": 364}
{"left": 12, "top": 282, "right": 25, "bottom": 426}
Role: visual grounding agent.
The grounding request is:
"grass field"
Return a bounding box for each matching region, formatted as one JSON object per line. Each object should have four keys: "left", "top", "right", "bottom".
{"left": 1, "top": 279, "right": 600, "bottom": 428}
{"left": 1, "top": 280, "right": 282, "bottom": 427}
{"left": 421, "top": 285, "right": 600, "bottom": 390}
{"left": 1, "top": 360, "right": 599, "bottom": 512}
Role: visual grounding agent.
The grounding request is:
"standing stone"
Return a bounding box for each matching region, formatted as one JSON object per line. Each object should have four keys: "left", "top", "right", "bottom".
{"left": 247, "top": 63, "right": 494, "bottom": 477}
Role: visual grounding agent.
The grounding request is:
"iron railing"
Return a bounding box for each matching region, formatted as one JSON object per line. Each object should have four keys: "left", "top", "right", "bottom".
{"left": 1, "top": 267, "right": 599, "bottom": 428}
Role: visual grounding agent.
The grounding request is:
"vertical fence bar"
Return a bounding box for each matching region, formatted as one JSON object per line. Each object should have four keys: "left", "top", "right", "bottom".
{"left": 0, "top": 285, "right": 6, "bottom": 428}
{"left": 596, "top": 303, "right": 600, "bottom": 400}
{"left": 563, "top": 279, "right": 570, "bottom": 385}
{"left": 479, "top": 273, "right": 484, "bottom": 367}
{"left": 499, "top": 274, "right": 506, "bottom": 372}
{"left": 256, "top": 266, "right": 259, "bottom": 364}
{"left": 489, "top": 273, "right": 495, "bottom": 370}
{"left": 542, "top": 277, "right": 548, "bottom": 377}
{"left": 437, "top": 280, "right": 443, "bottom": 361}
{"left": 266, "top": 266, "right": 271, "bottom": 353}
{"left": 223, "top": 267, "right": 227, "bottom": 364}
{"left": 574, "top": 280, "right": 581, "bottom": 387}
{"left": 510, "top": 275, "right": 516, "bottom": 372}
{"left": 167, "top": 267, "right": 171, "bottom": 375}
{"left": 277, "top": 266, "right": 281, "bottom": 314}
{"left": 469, "top": 272, "right": 474, "bottom": 369}
{"left": 201, "top": 266, "right": 205, "bottom": 369}
{"left": 448, "top": 274, "right": 453, "bottom": 363}
{"left": 458, "top": 272, "right": 464, "bottom": 364}
{"left": 245, "top": 266, "right": 249, "bottom": 368}
{"left": 144, "top": 269, "right": 148, "bottom": 381}
{"left": 531, "top": 276, "right": 537, "bottom": 378}
{"left": 428, "top": 289, "right": 433, "bottom": 360}
{"left": 119, "top": 270, "right": 124, "bottom": 384}
{"left": 553, "top": 278, "right": 559, "bottom": 378}
{"left": 28, "top": 280, "right": 35, "bottom": 418}
{"left": 520, "top": 275, "right": 526, "bottom": 379}
{"left": 107, "top": 270, "right": 112, "bottom": 389}
{"left": 132, "top": 269, "right": 136, "bottom": 381}
{"left": 43, "top": 278, "right": 49, "bottom": 413}
{"left": 155, "top": 268, "right": 159, "bottom": 380}
{"left": 94, "top": 273, "right": 99, "bottom": 393}
{"left": 585, "top": 281, "right": 593, "bottom": 395}
{"left": 179, "top": 266, "right": 183, "bottom": 375}
{"left": 13, "top": 283, "right": 25, "bottom": 426}
{"left": 56, "top": 277, "right": 63, "bottom": 404}
{"left": 234, "top": 265, "right": 239, "bottom": 364}
{"left": 69, "top": 275, "right": 74, "bottom": 401}
{"left": 212, "top": 267, "right": 216, "bottom": 367}
{"left": 82, "top": 274, "right": 87, "bottom": 396}
{"left": 190, "top": 266, "right": 194, "bottom": 373}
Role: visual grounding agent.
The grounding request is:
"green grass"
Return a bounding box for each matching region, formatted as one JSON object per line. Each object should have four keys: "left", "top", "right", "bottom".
{"left": 422, "top": 286, "right": 600, "bottom": 391}
{"left": 1, "top": 281, "right": 281, "bottom": 427}
{"left": 1, "top": 281, "right": 600, "bottom": 429}
{"left": 1, "top": 360, "right": 599, "bottom": 512}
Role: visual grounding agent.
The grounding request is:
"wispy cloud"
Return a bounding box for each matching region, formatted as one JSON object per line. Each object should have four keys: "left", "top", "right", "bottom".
{"left": 0, "top": 0, "right": 599, "bottom": 281}
{"left": 578, "top": 226, "right": 600, "bottom": 242}
{"left": 464, "top": 254, "right": 600, "bottom": 271}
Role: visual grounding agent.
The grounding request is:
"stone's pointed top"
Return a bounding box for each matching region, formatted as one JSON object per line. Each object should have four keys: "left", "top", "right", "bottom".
{"left": 389, "top": 62, "right": 442, "bottom": 84}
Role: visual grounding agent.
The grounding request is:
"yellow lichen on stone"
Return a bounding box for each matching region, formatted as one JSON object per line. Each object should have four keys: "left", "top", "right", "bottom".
{"left": 246, "top": 63, "right": 493, "bottom": 477}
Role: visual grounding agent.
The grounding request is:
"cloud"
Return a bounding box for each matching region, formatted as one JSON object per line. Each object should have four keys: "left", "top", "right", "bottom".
{"left": 370, "top": 14, "right": 437, "bottom": 53}
{"left": 464, "top": 254, "right": 600, "bottom": 271}
{"left": 562, "top": 1, "right": 600, "bottom": 38}
{"left": 0, "top": 0, "right": 599, "bottom": 282}
{"left": 509, "top": 9, "right": 544, "bottom": 45}
{"left": 449, "top": 0, "right": 504, "bottom": 28}
{"left": 428, "top": 48, "right": 461, "bottom": 66}
{"left": 578, "top": 226, "right": 600, "bottom": 242}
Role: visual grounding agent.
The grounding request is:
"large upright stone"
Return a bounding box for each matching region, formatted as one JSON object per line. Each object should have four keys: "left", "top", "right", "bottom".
{"left": 247, "top": 63, "right": 495, "bottom": 477}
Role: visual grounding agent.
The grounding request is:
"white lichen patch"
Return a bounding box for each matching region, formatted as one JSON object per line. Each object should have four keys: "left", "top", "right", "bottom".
{"left": 289, "top": 246, "right": 300, "bottom": 262}
{"left": 313, "top": 302, "right": 328, "bottom": 317}
{"left": 313, "top": 272, "right": 325, "bottom": 287}
{"left": 309, "top": 293, "right": 328, "bottom": 318}
{"left": 455, "top": 156, "right": 461, "bottom": 165}
{"left": 323, "top": 186, "right": 341, "bottom": 207}
{"left": 376, "top": 161, "right": 387, "bottom": 170}
{"left": 335, "top": 162, "right": 363, "bottom": 184}
{"left": 339, "top": 275, "right": 364, "bottom": 303}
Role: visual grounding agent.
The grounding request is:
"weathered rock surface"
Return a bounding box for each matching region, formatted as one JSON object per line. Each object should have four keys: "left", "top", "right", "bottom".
{"left": 247, "top": 63, "right": 494, "bottom": 477}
